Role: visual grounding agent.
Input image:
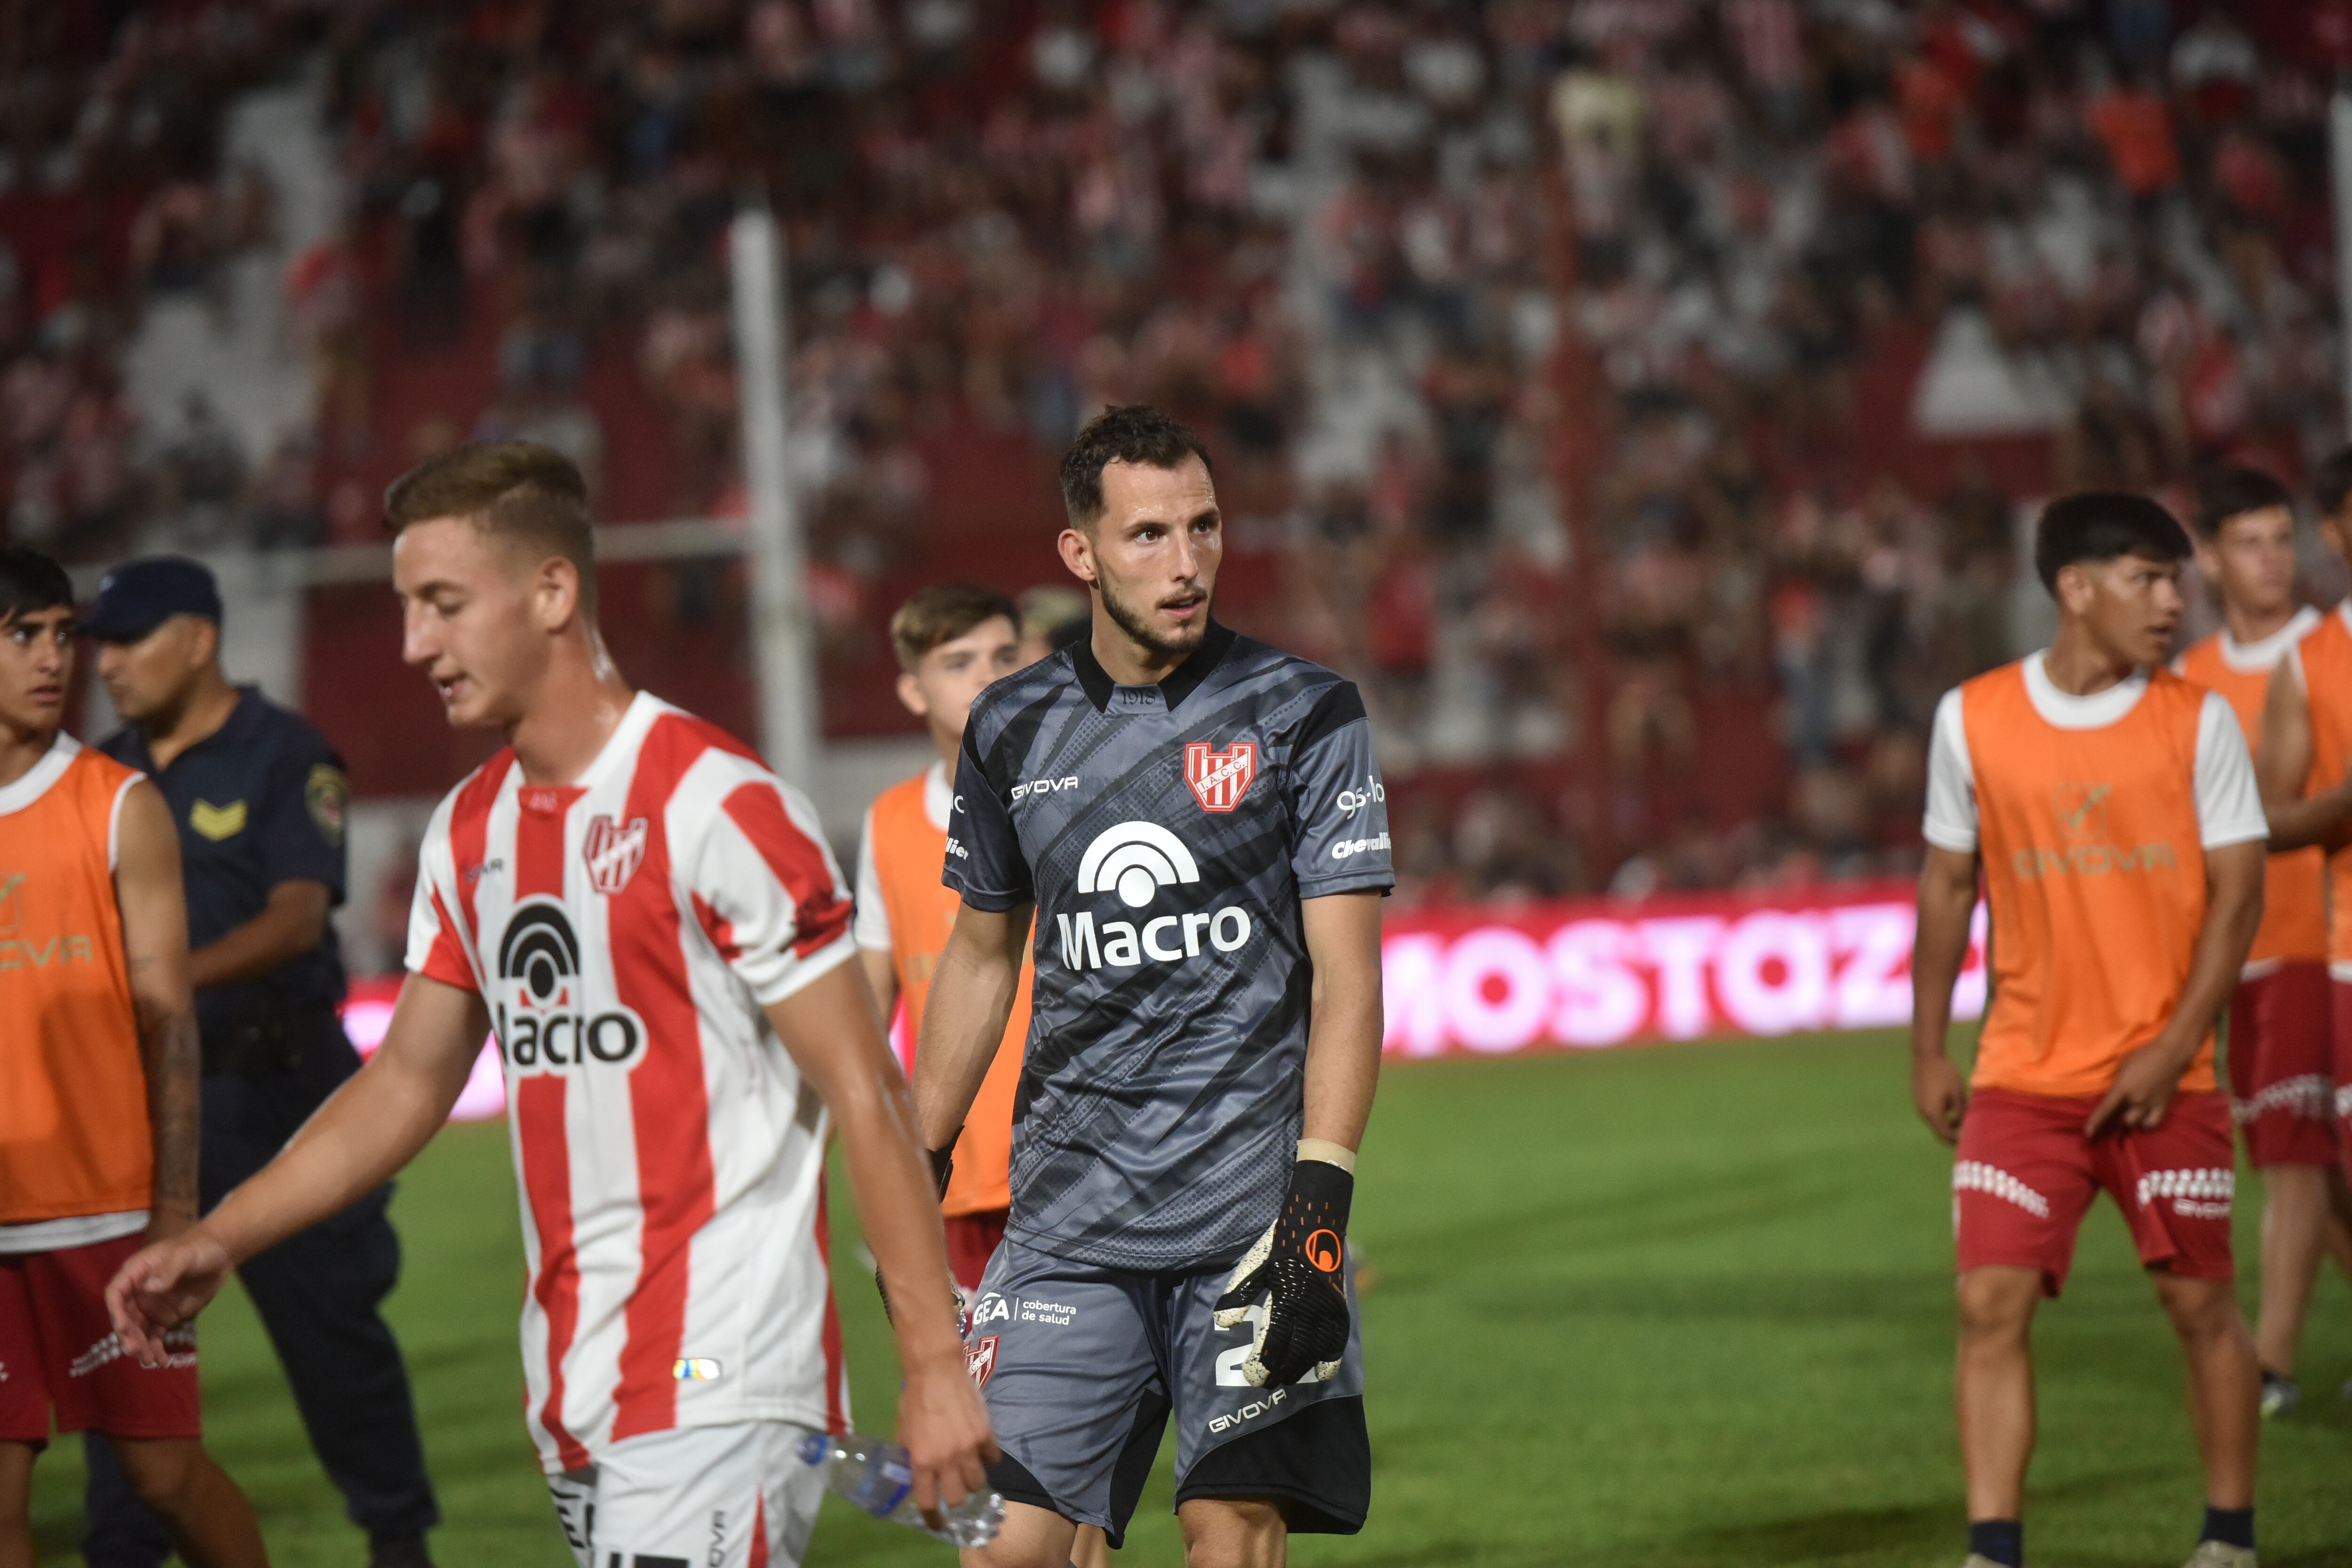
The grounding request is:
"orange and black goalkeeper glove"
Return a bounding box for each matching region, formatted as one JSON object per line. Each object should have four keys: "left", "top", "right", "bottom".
{"left": 1212, "top": 1157, "right": 1351, "bottom": 1387}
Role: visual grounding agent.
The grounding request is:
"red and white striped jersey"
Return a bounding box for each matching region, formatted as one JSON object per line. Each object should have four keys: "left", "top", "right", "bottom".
{"left": 405, "top": 693, "right": 856, "bottom": 1474}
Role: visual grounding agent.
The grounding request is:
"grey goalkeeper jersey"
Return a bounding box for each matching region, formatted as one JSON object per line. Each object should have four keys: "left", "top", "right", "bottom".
{"left": 945, "top": 622, "right": 1393, "bottom": 1271}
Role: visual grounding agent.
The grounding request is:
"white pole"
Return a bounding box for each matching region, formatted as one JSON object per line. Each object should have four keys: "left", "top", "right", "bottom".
{"left": 729, "top": 203, "right": 820, "bottom": 789}
{"left": 2333, "top": 85, "right": 2352, "bottom": 440}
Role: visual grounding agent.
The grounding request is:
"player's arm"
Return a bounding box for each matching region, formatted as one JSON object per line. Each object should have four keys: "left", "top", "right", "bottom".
{"left": 1908, "top": 846, "right": 1979, "bottom": 1145}
{"left": 915, "top": 719, "right": 1034, "bottom": 1167}
{"left": 763, "top": 959, "right": 998, "bottom": 1516}
{"left": 911, "top": 899, "right": 1032, "bottom": 1162}
{"left": 1216, "top": 694, "right": 1390, "bottom": 1389}
{"left": 114, "top": 780, "right": 202, "bottom": 1244}
{"left": 1299, "top": 890, "right": 1383, "bottom": 1153}
{"left": 107, "top": 970, "right": 488, "bottom": 1361}
{"left": 694, "top": 776, "right": 996, "bottom": 1516}
{"left": 2257, "top": 658, "right": 2352, "bottom": 852}
{"left": 1211, "top": 891, "right": 1380, "bottom": 1389}
{"left": 1211, "top": 889, "right": 1382, "bottom": 1385}
{"left": 856, "top": 946, "right": 900, "bottom": 1029}
{"left": 2087, "top": 838, "right": 2263, "bottom": 1135}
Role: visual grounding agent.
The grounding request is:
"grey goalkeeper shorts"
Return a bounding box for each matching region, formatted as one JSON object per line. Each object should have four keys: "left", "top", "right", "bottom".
{"left": 963, "top": 1236, "right": 1368, "bottom": 1547}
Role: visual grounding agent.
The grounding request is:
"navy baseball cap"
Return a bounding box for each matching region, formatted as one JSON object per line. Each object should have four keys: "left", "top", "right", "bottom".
{"left": 81, "top": 556, "right": 223, "bottom": 642}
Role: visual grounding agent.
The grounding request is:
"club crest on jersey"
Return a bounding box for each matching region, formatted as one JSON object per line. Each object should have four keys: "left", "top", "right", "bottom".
{"left": 966, "top": 1336, "right": 998, "bottom": 1389}
{"left": 1184, "top": 741, "right": 1256, "bottom": 812}
{"left": 582, "top": 814, "right": 649, "bottom": 894}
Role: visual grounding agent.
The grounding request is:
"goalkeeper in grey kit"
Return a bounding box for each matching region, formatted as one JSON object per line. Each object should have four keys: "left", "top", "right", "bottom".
{"left": 913, "top": 405, "right": 1390, "bottom": 1568}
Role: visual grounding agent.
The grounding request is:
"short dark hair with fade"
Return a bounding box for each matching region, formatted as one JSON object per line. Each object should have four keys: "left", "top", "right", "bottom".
{"left": 889, "top": 581, "right": 1021, "bottom": 672}
{"left": 0, "top": 544, "right": 72, "bottom": 626}
{"left": 2033, "top": 490, "right": 2192, "bottom": 594}
{"left": 2314, "top": 446, "right": 2352, "bottom": 520}
{"left": 2192, "top": 464, "right": 2293, "bottom": 539}
{"left": 383, "top": 439, "right": 599, "bottom": 617}
{"left": 1057, "top": 405, "right": 1214, "bottom": 529}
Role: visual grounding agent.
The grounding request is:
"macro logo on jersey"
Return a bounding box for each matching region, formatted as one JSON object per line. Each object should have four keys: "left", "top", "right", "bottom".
{"left": 1184, "top": 740, "right": 1256, "bottom": 812}
{"left": 1056, "top": 821, "right": 1253, "bottom": 972}
{"left": 493, "top": 898, "right": 646, "bottom": 1071}
{"left": 582, "top": 813, "right": 649, "bottom": 893}
{"left": 1079, "top": 820, "right": 1200, "bottom": 908}
{"left": 2012, "top": 781, "right": 2176, "bottom": 879}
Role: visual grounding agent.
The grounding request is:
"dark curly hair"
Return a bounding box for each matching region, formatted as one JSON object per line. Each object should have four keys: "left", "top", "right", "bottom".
{"left": 0, "top": 545, "right": 72, "bottom": 626}
{"left": 2191, "top": 464, "right": 2291, "bottom": 540}
{"left": 1057, "top": 405, "right": 1213, "bottom": 529}
{"left": 2033, "top": 491, "right": 2191, "bottom": 594}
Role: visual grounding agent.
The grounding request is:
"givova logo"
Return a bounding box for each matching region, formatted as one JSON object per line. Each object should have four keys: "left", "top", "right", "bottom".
{"left": 0, "top": 871, "right": 96, "bottom": 971}
{"left": 493, "top": 899, "right": 646, "bottom": 1072}
{"left": 2135, "top": 1166, "right": 2233, "bottom": 1218}
{"left": 1057, "top": 821, "right": 1252, "bottom": 972}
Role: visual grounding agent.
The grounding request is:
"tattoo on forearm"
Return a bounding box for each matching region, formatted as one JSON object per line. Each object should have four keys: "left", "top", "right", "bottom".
{"left": 137, "top": 1004, "right": 203, "bottom": 1214}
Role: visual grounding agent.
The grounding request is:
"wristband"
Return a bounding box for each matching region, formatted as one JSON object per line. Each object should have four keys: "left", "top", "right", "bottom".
{"left": 1273, "top": 1156, "right": 1354, "bottom": 1280}
{"left": 1296, "top": 1138, "right": 1357, "bottom": 1174}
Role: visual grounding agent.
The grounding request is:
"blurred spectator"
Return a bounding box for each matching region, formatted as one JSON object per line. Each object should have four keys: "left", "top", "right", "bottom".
{"left": 1, "top": 0, "right": 2338, "bottom": 905}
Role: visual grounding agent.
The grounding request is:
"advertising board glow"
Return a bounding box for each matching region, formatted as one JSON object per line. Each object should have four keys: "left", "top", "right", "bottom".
{"left": 1378, "top": 883, "right": 1987, "bottom": 1059}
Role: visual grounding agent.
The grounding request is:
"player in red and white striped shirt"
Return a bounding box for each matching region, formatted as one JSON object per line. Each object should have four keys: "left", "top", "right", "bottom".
{"left": 106, "top": 443, "right": 994, "bottom": 1568}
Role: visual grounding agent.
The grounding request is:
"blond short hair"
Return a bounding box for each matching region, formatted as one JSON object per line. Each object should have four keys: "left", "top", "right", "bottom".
{"left": 383, "top": 440, "right": 598, "bottom": 618}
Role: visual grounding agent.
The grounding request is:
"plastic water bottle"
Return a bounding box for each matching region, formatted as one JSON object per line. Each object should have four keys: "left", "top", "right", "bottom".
{"left": 798, "top": 1430, "right": 1004, "bottom": 1546}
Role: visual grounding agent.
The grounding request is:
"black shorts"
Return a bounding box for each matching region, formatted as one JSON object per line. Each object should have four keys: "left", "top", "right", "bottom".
{"left": 988, "top": 1395, "right": 1369, "bottom": 1548}
{"left": 969, "top": 1238, "right": 1369, "bottom": 1547}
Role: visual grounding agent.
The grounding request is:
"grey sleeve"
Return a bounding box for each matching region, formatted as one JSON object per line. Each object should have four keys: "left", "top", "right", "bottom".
{"left": 943, "top": 718, "right": 1032, "bottom": 909}
{"left": 1288, "top": 683, "right": 1394, "bottom": 896}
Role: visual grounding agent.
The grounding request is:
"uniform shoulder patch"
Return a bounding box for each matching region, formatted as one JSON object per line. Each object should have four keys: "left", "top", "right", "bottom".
{"left": 305, "top": 765, "right": 350, "bottom": 846}
{"left": 191, "top": 799, "right": 247, "bottom": 841}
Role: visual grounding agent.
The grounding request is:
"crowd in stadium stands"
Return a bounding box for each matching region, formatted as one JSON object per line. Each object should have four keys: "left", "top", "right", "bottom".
{"left": 0, "top": 7, "right": 286, "bottom": 562}
{"left": 0, "top": 1, "right": 2342, "bottom": 907}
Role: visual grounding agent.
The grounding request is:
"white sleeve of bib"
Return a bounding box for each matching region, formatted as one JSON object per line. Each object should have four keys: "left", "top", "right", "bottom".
{"left": 851, "top": 804, "right": 891, "bottom": 953}
{"left": 1921, "top": 688, "right": 1979, "bottom": 853}
{"left": 2193, "top": 691, "right": 2270, "bottom": 849}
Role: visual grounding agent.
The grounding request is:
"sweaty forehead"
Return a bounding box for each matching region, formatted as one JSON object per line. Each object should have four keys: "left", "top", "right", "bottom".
{"left": 1098, "top": 457, "right": 1216, "bottom": 520}
{"left": 393, "top": 515, "right": 533, "bottom": 586}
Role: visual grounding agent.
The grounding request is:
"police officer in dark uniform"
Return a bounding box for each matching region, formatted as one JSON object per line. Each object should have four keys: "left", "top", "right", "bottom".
{"left": 79, "top": 557, "right": 440, "bottom": 1568}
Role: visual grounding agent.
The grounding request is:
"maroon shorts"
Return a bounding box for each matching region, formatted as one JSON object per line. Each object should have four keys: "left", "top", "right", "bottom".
{"left": 0, "top": 1232, "right": 200, "bottom": 1443}
{"left": 2330, "top": 978, "right": 2352, "bottom": 1183}
{"left": 2228, "top": 962, "right": 2337, "bottom": 1167}
{"left": 1954, "top": 1087, "right": 2235, "bottom": 1296}
{"left": 944, "top": 1210, "right": 1008, "bottom": 1294}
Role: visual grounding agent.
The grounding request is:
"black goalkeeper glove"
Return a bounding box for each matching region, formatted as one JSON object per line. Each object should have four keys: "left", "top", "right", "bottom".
{"left": 1212, "top": 1156, "right": 1352, "bottom": 1388}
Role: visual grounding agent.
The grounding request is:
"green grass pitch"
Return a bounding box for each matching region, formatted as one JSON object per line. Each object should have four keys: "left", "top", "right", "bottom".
{"left": 27, "top": 1032, "right": 2352, "bottom": 1566}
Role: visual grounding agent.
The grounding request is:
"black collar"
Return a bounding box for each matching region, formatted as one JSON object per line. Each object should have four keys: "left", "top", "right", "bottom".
{"left": 1072, "top": 621, "right": 1237, "bottom": 714}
